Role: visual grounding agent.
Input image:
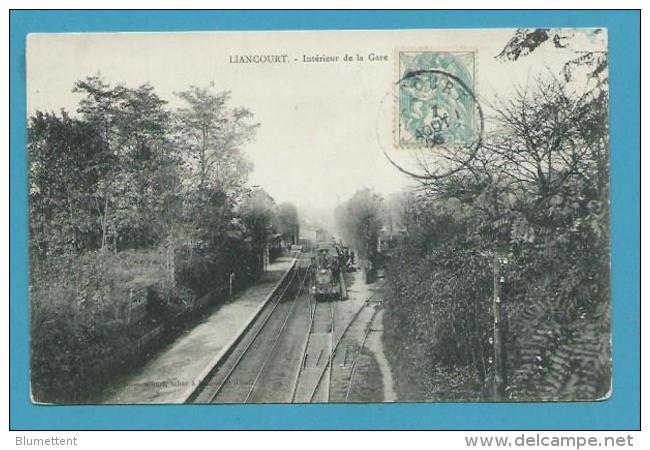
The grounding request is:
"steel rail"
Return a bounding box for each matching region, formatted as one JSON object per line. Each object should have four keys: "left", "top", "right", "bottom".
{"left": 289, "top": 279, "right": 316, "bottom": 402}
{"left": 344, "top": 307, "right": 379, "bottom": 402}
{"left": 325, "top": 299, "right": 335, "bottom": 402}
{"left": 292, "top": 292, "right": 336, "bottom": 403}
{"left": 204, "top": 258, "right": 304, "bottom": 403}
{"left": 243, "top": 265, "right": 311, "bottom": 403}
{"left": 307, "top": 294, "right": 376, "bottom": 402}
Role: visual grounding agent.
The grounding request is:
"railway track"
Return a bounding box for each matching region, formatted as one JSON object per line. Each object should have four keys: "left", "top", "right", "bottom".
{"left": 336, "top": 303, "right": 378, "bottom": 402}
{"left": 188, "top": 255, "right": 312, "bottom": 403}
{"left": 188, "top": 251, "right": 381, "bottom": 404}
{"left": 291, "top": 289, "right": 336, "bottom": 402}
{"left": 304, "top": 295, "right": 379, "bottom": 403}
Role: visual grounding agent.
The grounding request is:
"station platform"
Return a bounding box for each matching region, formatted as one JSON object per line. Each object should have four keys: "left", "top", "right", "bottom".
{"left": 102, "top": 252, "right": 299, "bottom": 404}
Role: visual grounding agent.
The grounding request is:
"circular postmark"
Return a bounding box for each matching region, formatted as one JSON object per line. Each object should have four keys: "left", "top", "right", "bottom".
{"left": 375, "top": 68, "right": 484, "bottom": 180}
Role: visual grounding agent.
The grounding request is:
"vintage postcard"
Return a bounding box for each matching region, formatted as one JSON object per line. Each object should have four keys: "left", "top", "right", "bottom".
{"left": 26, "top": 28, "right": 611, "bottom": 405}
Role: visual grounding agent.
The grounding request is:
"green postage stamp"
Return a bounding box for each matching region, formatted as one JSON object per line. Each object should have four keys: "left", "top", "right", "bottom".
{"left": 397, "top": 50, "right": 477, "bottom": 148}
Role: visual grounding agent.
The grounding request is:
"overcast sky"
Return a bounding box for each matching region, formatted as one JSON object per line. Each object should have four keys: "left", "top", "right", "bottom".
{"left": 27, "top": 29, "right": 604, "bottom": 218}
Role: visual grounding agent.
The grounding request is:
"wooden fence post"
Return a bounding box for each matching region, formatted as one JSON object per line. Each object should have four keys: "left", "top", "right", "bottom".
{"left": 493, "top": 254, "right": 507, "bottom": 400}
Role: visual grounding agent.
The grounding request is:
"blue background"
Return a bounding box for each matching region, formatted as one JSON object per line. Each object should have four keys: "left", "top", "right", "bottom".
{"left": 9, "top": 10, "right": 640, "bottom": 430}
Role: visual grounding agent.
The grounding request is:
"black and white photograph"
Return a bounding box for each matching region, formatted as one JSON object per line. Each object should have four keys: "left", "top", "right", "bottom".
{"left": 26, "top": 27, "right": 611, "bottom": 405}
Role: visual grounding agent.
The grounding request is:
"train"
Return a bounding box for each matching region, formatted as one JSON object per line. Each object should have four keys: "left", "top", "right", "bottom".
{"left": 311, "top": 243, "right": 343, "bottom": 300}
{"left": 309, "top": 235, "right": 354, "bottom": 301}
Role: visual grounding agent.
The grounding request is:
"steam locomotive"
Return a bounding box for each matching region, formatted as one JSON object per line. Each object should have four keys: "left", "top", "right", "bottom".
{"left": 310, "top": 244, "right": 343, "bottom": 300}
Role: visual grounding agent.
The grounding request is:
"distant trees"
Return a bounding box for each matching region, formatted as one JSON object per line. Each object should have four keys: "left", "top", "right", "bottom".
{"left": 239, "top": 189, "right": 277, "bottom": 275}
{"left": 335, "top": 188, "right": 384, "bottom": 261}
{"left": 274, "top": 202, "right": 300, "bottom": 245}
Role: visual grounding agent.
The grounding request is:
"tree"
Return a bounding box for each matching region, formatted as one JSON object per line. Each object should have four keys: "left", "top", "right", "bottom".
{"left": 109, "top": 83, "right": 181, "bottom": 248}
{"left": 175, "top": 84, "right": 258, "bottom": 196}
{"left": 412, "top": 75, "right": 609, "bottom": 399}
{"left": 173, "top": 84, "right": 259, "bottom": 253}
{"left": 29, "top": 76, "right": 266, "bottom": 403}
{"left": 383, "top": 191, "right": 408, "bottom": 235}
{"left": 239, "top": 189, "right": 277, "bottom": 275}
{"left": 336, "top": 189, "right": 384, "bottom": 261}
{"left": 497, "top": 28, "right": 608, "bottom": 85}
{"left": 486, "top": 79, "right": 610, "bottom": 401}
{"left": 274, "top": 202, "right": 299, "bottom": 245}
{"left": 29, "top": 110, "right": 107, "bottom": 257}
{"left": 380, "top": 30, "right": 610, "bottom": 400}
{"left": 71, "top": 76, "right": 181, "bottom": 250}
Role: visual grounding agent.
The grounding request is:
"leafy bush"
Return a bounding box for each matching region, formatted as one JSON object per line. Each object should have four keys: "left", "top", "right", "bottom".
{"left": 506, "top": 220, "right": 611, "bottom": 400}
{"left": 383, "top": 195, "right": 610, "bottom": 400}
{"left": 30, "top": 252, "right": 133, "bottom": 403}
{"left": 382, "top": 73, "right": 610, "bottom": 401}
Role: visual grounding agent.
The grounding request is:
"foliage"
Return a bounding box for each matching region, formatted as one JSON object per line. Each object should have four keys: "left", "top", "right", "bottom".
{"left": 382, "top": 60, "right": 610, "bottom": 399}
{"left": 174, "top": 84, "right": 257, "bottom": 197}
{"left": 497, "top": 28, "right": 608, "bottom": 84}
{"left": 274, "top": 202, "right": 300, "bottom": 244}
{"left": 29, "top": 76, "right": 295, "bottom": 403}
{"left": 28, "top": 110, "right": 109, "bottom": 256}
{"left": 30, "top": 252, "right": 132, "bottom": 403}
{"left": 382, "top": 191, "right": 409, "bottom": 234}
{"left": 335, "top": 188, "right": 384, "bottom": 261}
{"left": 74, "top": 77, "right": 181, "bottom": 250}
{"left": 238, "top": 189, "right": 277, "bottom": 275}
